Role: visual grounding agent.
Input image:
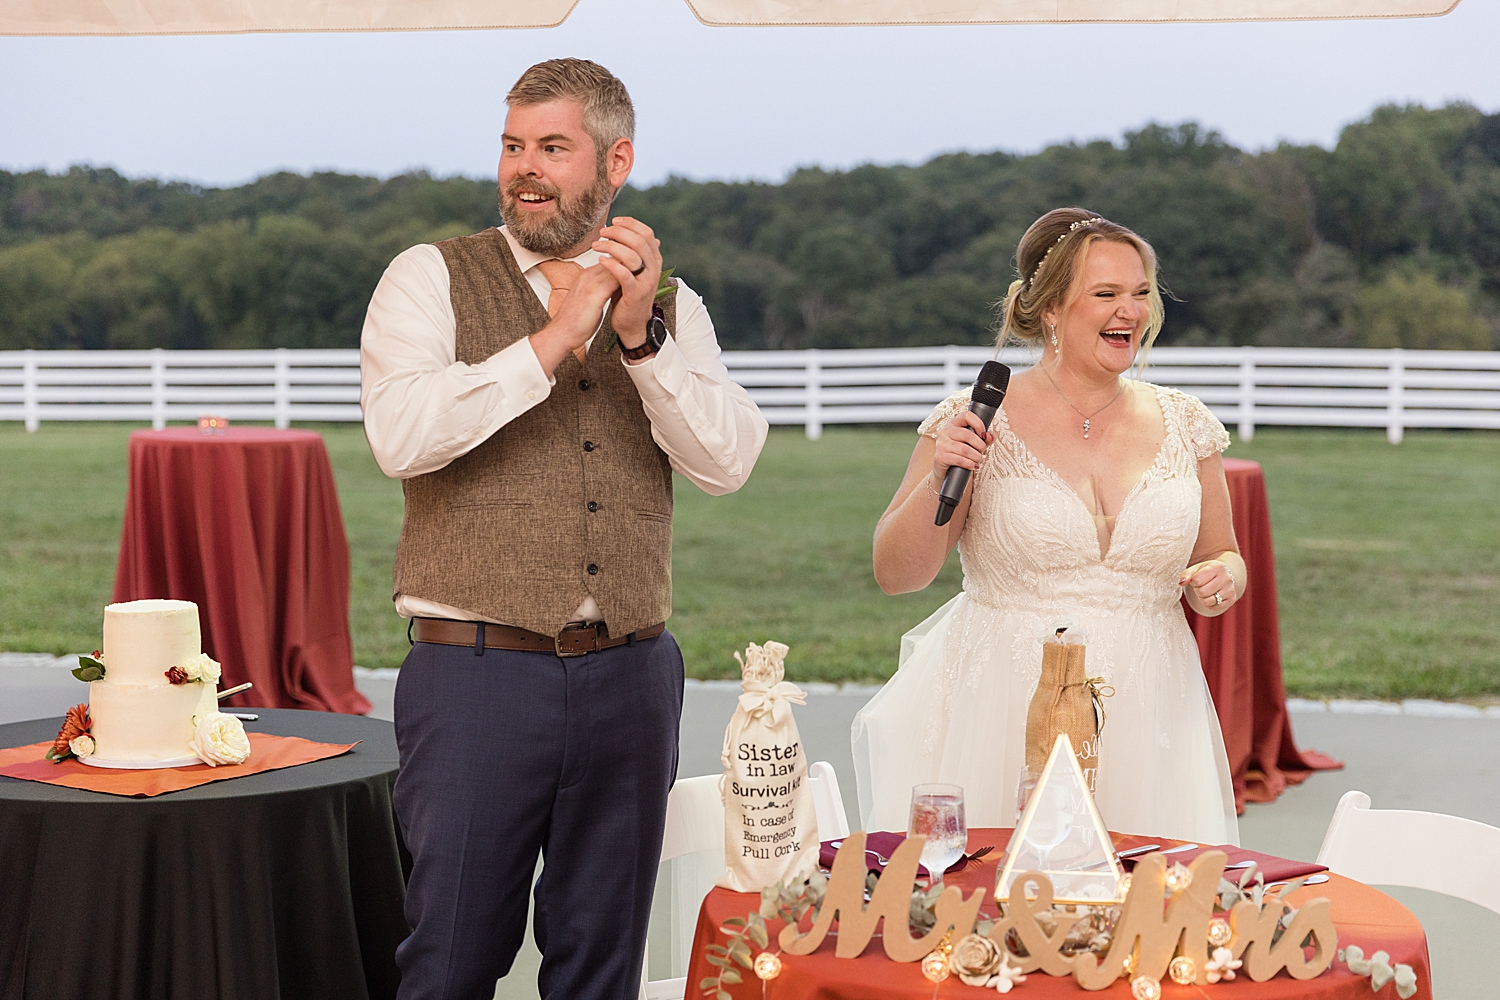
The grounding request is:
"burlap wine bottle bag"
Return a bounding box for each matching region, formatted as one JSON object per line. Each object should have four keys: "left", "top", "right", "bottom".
{"left": 717, "top": 641, "right": 819, "bottom": 892}
{"left": 1024, "top": 628, "right": 1112, "bottom": 791}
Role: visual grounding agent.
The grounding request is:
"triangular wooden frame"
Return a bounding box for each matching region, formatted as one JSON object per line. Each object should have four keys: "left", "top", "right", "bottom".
{"left": 995, "top": 733, "right": 1125, "bottom": 906}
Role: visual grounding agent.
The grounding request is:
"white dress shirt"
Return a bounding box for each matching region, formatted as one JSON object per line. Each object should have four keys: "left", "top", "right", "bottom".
{"left": 360, "top": 226, "right": 768, "bottom": 625}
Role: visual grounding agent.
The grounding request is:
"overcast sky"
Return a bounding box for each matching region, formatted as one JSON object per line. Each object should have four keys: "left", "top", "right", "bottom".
{"left": 1, "top": 0, "right": 1497, "bottom": 189}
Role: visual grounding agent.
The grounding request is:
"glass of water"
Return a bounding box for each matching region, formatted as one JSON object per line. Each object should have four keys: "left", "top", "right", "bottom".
{"left": 908, "top": 783, "right": 966, "bottom": 881}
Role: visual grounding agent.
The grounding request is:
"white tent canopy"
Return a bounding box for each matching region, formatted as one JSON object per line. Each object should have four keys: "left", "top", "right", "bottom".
{"left": 685, "top": 0, "right": 1461, "bottom": 26}
{"left": 0, "top": 0, "right": 1461, "bottom": 35}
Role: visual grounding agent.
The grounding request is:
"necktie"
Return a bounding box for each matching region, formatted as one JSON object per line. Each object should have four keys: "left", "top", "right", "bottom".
{"left": 536, "top": 259, "right": 587, "bottom": 364}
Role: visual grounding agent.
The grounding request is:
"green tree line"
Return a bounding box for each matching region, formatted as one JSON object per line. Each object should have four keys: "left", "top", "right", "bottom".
{"left": 2, "top": 102, "right": 1497, "bottom": 353}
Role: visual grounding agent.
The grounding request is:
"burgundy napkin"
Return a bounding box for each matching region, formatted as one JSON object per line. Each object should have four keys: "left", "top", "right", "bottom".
{"left": 1123, "top": 844, "right": 1327, "bottom": 883}
{"left": 818, "top": 831, "right": 976, "bottom": 877}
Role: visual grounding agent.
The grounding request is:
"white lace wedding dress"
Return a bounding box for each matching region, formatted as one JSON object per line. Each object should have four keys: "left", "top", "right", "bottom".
{"left": 853, "top": 382, "right": 1239, "bottom": 846}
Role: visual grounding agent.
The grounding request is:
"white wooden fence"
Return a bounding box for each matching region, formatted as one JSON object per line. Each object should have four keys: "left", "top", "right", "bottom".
{"left": 3, "top": 346, "right": 1499, "bottom": 443}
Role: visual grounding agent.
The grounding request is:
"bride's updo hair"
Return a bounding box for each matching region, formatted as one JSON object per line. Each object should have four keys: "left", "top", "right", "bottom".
{"left": 997, "top": 208, "right": 1166, "bottom": 356}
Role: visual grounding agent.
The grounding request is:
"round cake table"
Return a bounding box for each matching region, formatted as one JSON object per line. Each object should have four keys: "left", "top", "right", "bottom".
{"left": 685, "top": 829, "right": 1433, "bottom": 999}
{"left": 0, "top": 709, "right": 406, "bottom": 1000}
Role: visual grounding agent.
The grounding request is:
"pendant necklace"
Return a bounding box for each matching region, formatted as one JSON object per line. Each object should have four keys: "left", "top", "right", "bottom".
{"left": 1041, "top": 365, "right": 1125, "bottom": 439}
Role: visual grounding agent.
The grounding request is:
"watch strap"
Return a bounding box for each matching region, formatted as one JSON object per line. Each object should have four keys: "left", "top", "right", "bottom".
{"left": 621, "top": 308, "right": 668, "bottom": 361}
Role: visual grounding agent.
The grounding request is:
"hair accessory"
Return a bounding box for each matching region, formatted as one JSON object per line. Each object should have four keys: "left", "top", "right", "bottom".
{"left": 1029, "top": 217, "right": 1106, "bottom": 288}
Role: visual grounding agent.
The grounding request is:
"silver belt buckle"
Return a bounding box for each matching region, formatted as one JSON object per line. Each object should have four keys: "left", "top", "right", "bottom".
{"left": 555, "top": 622, "right": 603, "bottom": 658}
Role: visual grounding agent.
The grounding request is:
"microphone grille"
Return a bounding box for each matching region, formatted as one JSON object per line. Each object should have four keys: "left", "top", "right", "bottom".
{"left": 970, "top": 361, "right": 1011, "bottom": 407}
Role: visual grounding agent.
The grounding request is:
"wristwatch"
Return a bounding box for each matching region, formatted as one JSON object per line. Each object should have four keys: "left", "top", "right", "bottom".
{"left": 621, "top": 305, "right": 669, "bottom": 362}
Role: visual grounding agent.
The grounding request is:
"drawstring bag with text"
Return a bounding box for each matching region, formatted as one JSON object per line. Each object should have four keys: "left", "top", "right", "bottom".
{"left": 717, "top": 641, "right": 819, "bottom": 892}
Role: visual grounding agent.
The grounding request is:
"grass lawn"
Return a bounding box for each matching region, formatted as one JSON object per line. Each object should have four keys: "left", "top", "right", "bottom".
{"left": 1, "top": 422, "right": 1496, "bottom": 699}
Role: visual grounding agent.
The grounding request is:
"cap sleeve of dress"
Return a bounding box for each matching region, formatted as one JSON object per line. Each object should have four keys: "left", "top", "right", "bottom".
{"left": 918, "top": 389, "right": 973, "bottom": 439}
{"left": 1177, "top": 389, "right": 1231, "bottom": 460}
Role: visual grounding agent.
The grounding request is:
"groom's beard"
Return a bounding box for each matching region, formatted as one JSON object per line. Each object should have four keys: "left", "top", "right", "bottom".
{"left": 499, "top": 171, "right": 614, "bottom": 258}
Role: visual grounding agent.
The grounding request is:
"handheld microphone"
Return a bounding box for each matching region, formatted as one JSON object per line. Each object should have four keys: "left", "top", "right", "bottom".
{"left": 934, "top": 361, "right": 1011, "bottom": 526}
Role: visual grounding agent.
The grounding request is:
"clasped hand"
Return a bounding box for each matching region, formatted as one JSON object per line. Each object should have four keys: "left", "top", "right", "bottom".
{"left": 592, "top": 216, "right": 662, "bottom": 348}
{"left": 529, "top": 217, "right": 663, "bottom": 374}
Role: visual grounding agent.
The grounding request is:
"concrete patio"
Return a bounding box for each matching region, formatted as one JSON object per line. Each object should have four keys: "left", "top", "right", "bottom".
{"left": 5, "top": 656, "right": 1496, "bottom": 998}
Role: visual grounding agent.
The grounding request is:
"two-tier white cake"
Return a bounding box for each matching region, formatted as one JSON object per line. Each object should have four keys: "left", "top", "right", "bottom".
{"left": 85, "top": 599, "right": 225, "bottom": 766}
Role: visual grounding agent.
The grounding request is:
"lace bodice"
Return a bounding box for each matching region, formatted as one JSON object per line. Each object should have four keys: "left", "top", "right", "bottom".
{"left": 920, "top": 383, "right": 1229, "bottom": 617}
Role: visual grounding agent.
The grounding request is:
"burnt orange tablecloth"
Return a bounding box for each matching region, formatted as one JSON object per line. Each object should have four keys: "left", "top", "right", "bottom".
{"left": 113, "top": 427, "right": 370, "bottom": 714}
{"left": 1186, "top": 459, "right": 1340, "bottom": 813}
{"left": 0, "top": 732, "right": 358, "bottom": 796}
{"left": 686, "top": 829, "right": 1433, "bottom": 1000}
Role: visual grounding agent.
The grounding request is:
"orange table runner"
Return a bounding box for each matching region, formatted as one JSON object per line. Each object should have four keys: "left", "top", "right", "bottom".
{"left": 685, "top": 829, "right": 1433, "bottom": 999}
{"left": 0, "top": 732, "right": 358, "bottom": 796}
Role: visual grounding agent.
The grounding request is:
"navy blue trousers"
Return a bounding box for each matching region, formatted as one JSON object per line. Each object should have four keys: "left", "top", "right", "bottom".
{"left": 392, "top": 632, "right": 684, "bottom": 1000}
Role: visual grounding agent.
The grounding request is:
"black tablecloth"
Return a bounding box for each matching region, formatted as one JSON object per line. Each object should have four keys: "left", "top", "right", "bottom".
{"left": 0, "top": 709, "right": 407, "bottom": 1000}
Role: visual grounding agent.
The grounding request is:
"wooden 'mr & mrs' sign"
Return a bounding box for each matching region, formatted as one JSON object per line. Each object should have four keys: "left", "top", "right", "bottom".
{"left": 778, "top": 832, "right": 1338, "bottom": 989}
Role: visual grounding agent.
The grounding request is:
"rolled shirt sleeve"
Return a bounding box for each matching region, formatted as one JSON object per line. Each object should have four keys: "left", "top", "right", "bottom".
{"left": 359, "top": 244, "right": 553, "bottom": 480}
{"left": 622, "top": 280, "right": 768, "bottom": 496}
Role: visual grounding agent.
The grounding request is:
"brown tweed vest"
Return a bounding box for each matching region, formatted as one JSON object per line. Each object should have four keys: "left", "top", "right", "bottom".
{"left": 392, "top": 228, "right": 675, "bottom": 637}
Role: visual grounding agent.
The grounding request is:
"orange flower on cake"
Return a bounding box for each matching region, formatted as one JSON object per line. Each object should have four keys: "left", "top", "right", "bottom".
{"left": 47, "top": 703, "right": 93, "bottom": 762}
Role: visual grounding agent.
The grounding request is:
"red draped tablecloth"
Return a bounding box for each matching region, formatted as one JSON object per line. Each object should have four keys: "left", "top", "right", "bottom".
{"left": 1187, "top": 458, "right": 1341, "bottom": 813}
{"left": 686, "top": 829, "right": 1433, "bottom": 1000}
{"left": 112, "top": 427, "right": 370, "bottom": 714}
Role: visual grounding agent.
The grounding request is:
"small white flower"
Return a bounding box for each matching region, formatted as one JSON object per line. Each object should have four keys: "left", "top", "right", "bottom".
{"left": 1394, "top": 962, "right": 1418, "bottom": 1000}
{"left": 1205, "top": 947, "right": 1241, "bottom": 983}
{"left": 69, "top": 734, "right": 95, "bottom": 758}
{"left": 1368, "top": 953, "right": 1395, "bottom": 992}
{"left": 180, "top": 652, "right": 222, "bottom": 684}
{"left": 985, "top": 956, "right": 1027, "bottom": 993}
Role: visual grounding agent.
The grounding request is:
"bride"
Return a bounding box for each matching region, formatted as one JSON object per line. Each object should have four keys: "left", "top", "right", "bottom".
{"left": 853, "top": 208, "right": 1242, "bottom": 846}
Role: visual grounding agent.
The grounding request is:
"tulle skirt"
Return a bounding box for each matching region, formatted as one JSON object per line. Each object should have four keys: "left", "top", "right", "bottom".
{"left": 852, "top": 593, "right": 1238, "bottom": 845}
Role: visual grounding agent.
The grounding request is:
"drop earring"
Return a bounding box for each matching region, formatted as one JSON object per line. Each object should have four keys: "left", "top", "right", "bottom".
{"left": 1048, "top": 323, "right": 1058, "bottom": 347}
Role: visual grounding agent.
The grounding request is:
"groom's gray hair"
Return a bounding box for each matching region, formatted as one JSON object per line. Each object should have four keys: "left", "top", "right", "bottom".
{"left": 507, "top": 58, "right": 636, "bottom": 169}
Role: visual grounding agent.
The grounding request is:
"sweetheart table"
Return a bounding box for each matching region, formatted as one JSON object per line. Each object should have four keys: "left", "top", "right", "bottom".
{"left": 685, "top": 828, "right": 1432, "bottom": 999}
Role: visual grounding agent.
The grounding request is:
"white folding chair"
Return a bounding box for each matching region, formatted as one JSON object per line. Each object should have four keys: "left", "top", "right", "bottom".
{"left": 808, "top": 760, "right": 851, "bottom": 841}
{"left": 642, "top": 774, "right": 725, "bottom": 1000}
{"left": 1316, "top": 789, "right": 1500, "bottom": 916}
{"left": 640, "top": 764, "right": 850, "bottom": 1000}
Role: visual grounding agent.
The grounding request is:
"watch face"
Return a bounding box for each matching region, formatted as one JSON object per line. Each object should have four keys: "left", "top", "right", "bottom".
{"left": 647, "top": 315, "right": 668, "bottom": 350}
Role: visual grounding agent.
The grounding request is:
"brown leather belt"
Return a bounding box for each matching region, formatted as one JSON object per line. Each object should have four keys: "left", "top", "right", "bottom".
{"left": 411, "top": 617, "right": 665, "bottom": 658}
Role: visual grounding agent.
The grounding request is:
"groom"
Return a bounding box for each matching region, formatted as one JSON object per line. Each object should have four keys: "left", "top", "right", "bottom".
{"left": 359, "top": 59, "right": 767, "bottom": 998}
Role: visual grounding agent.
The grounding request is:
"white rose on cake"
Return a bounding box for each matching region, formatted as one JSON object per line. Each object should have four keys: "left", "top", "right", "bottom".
{"left": 69, "top": 734, "right": 96, "bottom": 758}
{"left": 191, "top": 712, "right": 251, "bottom": 766}
{"left": 179, "top": 652, "right": 222, "bottom": 684}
